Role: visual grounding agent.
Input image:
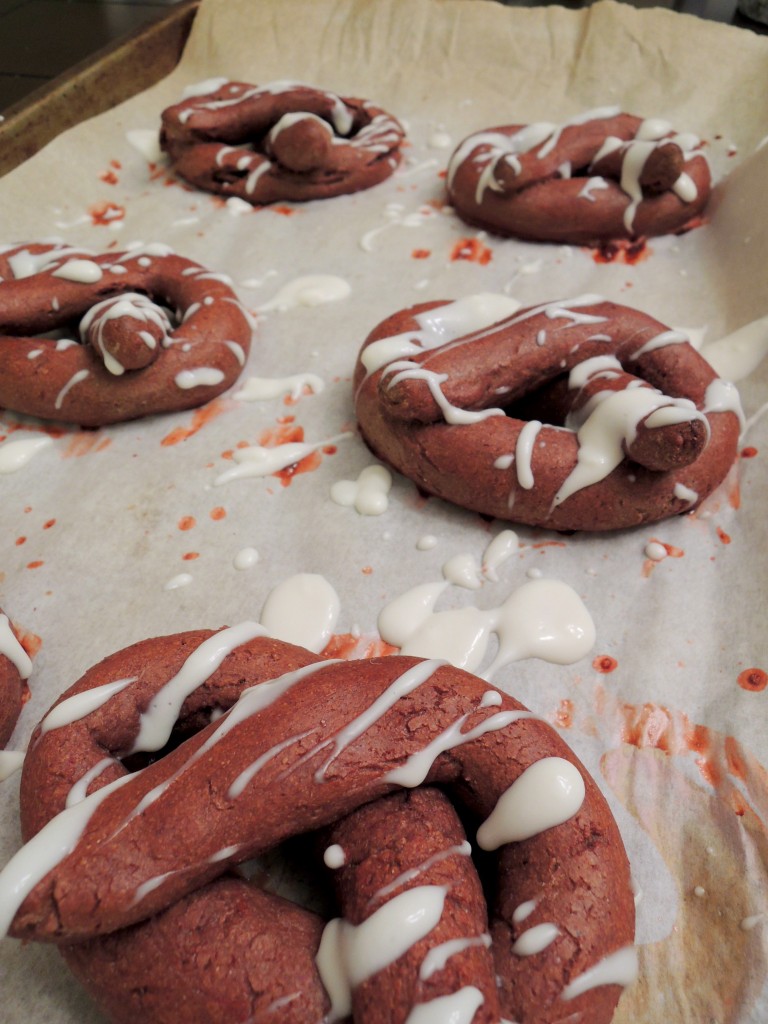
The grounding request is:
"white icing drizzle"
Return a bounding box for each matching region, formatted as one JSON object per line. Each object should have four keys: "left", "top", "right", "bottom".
{"left": 475, "top": 757, "right": 585, "bottom": 851}
{"left": 234, "top": 373, "right": 325, "bottom": 402}
{"left": 40, "top": 677, "right": 136, "bottom": 734}
{"left": 404, "top": 987, "right": 484, "bottom": 1024}
{"left": 0, "top": 751, "right": 25, "bottom": 783}
{"left": 560, "top": 945, "right": 639, "bottom": 1001}
{"left": 175, "top": 368, "right": 226, "bottom": 390}
{"left": 0, "top": 436, "right": 53, "bottom": 474}
{"left": 255, "top": 275, "right": 351, "bottom": 313}
{"left": 515, "top": 420, "right": 542, "bottom": 490}
{"left": 131, "top": 622, "right": 266, "bottom": 753}
{"left": 644, "top": 541, "right": 667, "bottom": 561}
{"left": 378, "top": 576, "right": 595, "bottom": 679}
{"left": 442, "top": 553, "right": 483, "bottom": 590}
{"left": 54, "top": 369, "right": 90, "bottom": 410}
{"left": 382, "top": 361, "right": 505, "bottom": 425}
{"left": 419, "top": 934, "right": 491, "bottom": 980}
{"left": 703, "top": 378, "right": 746, "bottom": 431}
{"left": 330, "top": 465, "right": 393, "bottom": 516}
{"left": 260, "top": 573, "right": 340, "bottom": 654}
{"left": 385, "top": 708, "right": 537, "bottom": 789}
{"left": 416, "top": 534, "right": 439, "bottom": 551}
{"left": 228, "top": 728, "right": 314, "bottom": 799}
{"left": 370, "top": 841, "right": 472, "bottom": 906}
{"left": 700, "top": 315, "right": 768, "bottom": 382}
{"left": 324, "top": 844, "right": 346, "bottom": 869}
{"left": 578, "top": 176, "right": 610, "bottom": 201}
{"left": 511, "top": 922, "right": 561, "bottom": 956}
{"left": 65, "top": 757, "right": 114, "bottom": 808}
{"left": 164, "top": 573, "right": 193, "bottom": 591}
{"left": 0, "top": 614, "right": 32, "bottom": 679}
{"left": 214, "top": 431, "right": 352, "bottom": 485}
{"left": 316, "top": 885, "right": 447, "bottom": 1022}
{"left": 233, "top": 547, "right": 259, "bottom": 570}
{"left": 673, "top": 482, "right": 698, "bottom": 505}
{"left": 51, "top": 259, "right": 103, "bottom": 284}
{"left": 512, "top": 899, "right": 537, "bottom": 925}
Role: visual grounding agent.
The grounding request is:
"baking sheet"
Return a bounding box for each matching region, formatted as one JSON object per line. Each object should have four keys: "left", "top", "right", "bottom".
{"left": 1, "top": 0, "right": 767, "bottom": 1020}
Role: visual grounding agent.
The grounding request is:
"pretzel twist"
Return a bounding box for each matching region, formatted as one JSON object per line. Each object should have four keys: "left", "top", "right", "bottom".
{"left": 353, "top": 294, "right": 742, "bottom": 532}
{"left": 0, "top": 610, "right": 30, "bottom": 747}
{"left": 446, "top": 110, "right": 711, "bottom": 244}
{"left": 160, "top": 80, "right": 405, "bottom": 205}
{"left": 4, "top": 628, "right": 636, "bottom": 1023}
{"left": 0, "top": 243, "right": 252, "bottom": 426}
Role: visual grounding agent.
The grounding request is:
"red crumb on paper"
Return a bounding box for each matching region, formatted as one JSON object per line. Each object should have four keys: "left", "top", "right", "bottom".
{"left": 26, "top": 560, "right": 44, "bottom": 570}
{"left": 161, "top": 398, "right": 231, "bottom": 447}
{"left": 89, "top": 200, "right": 126, "bottom": 227}
{"left": 361, "top": 566, "right": 373, "bottom": 575}
{"left": 210, "top": 506, "right": 227, "bottom": 521}
{"left": 182, "top": 552, "right": 200, "bottom": 561}
{"left": 412, "top": 248, "right": 431, "bottom": 259}
{"left": 716, "top": 526, "right": 731, "bottom": 545}
{"left": 14, "top": 627, "right": 42, "bottom": 660}
{"left": 593, "top": 655, "right": 618, "bottom": 674}
{"left": 99, "top": 161, "right": 122, "bottom": 185}
{"left": 178, "top": 516, "right": 196, "bottom": 532}
{"left": 43, "top": 519, "right": 56, "bottom": 529}
{"left": 592, "top": 239, "right": 650, "bottom": 264}
{"left": 321, "top": 633, "right": 399, "bottom": 660}
{"left": 738, "top": 668, "right": 767, "bottom": 692}
{"left": 450, "top": 236, "right": 493, "bottom": 265}
{"left": 741, "top": 446, "right": 758, "bottom": 458}
{"left": 15, "top": 536, "right": 26, "bottom": 546}
{"left": 555, "top": 699, "right": 574, "bottom": 729}
{"left": 273, "top": 205, "right": 296, "bottom": 216}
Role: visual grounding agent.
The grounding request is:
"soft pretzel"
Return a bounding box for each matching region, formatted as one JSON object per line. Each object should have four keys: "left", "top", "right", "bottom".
{"left": 160, "top": 80, "right": 405, "bottom": 204}
{"left": 3, "top": 627, "right": 636, "bottom": 1024}
{"left": 0, "top": 242, "right": 252, "bottom": 427}
{"left": 353, "top": 294, "right": 742, "bottom": 532}
{"left": 0, "top": 610, "right": 31, "bottom": 747}
{"left": 446, "top": 109, "right": 711, "bottom": 244}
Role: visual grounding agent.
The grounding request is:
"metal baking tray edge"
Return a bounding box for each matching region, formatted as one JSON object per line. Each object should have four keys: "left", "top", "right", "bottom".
{"left": 0, "top": 0, "right": 199, "bottom": 179}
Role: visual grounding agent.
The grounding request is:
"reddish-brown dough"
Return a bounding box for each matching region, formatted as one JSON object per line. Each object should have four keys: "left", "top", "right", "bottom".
{"left": 446, "top": 112, "right": 711, "bottom": 244}
{"left": 353, "top": 297, "right": 740, "bottom": 532}
{"left": 15, "top": 631, "right": 635, "bottom": 1023}
{"left": 0, "top": 610, "right": 27, "bottom": 747}
{"left": 0, "top": 243, "right": 252, "bottom": 426}
{"left": 160, "top": 81, "right": 405, "bottom": 204}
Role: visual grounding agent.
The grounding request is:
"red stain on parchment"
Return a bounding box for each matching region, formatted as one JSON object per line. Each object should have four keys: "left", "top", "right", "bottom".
{"left": 593, "top": 655, "right": 618, "bottom": 674}
{"left": 738, "top": 668, "right": 767, "bottom": 692}
{"left": 273, "top": 205, "right": 296, "bottom": 216}
{"left": 412, "top": 248, "right": 431, "bottom": 259}
{"left": 716, "top": 526, "right": 732, "bottom": 545}
{"left": 161, "top": 398, "right": 230, "bottom": 447}
{"left": 15, "top": 536, "right": 26, "bottom": 546}
{"left": 178, "top": 516, "right": 196, "bottom": 531}
{"left": 450, "top": 236, "right": 493, "bottom": 265}
{"left": 99, "top": 160, "right": 122, "bottom": 185}
{"left": 43, "top": 519, "right": 56, "bottom": 529}
{"left": 61, "top": 433, "right": 112, "bottom": 458}
{"left": 321, "top": 633, "right": 399, "bottom": 660}
{"left": 89, "top": 200, "right": 126, "bottom": 227}
{"left": 210, "top": 506, "right": 227, "bottom": 521}
{"left": 182, "top": 552, "right": 199, "bottom": 561}
{"left": 555, "top": 698, "right": 574, "bottom": 729}
{"left": 26, "top": 560, "right": 44, "bottom": 570}
{"left": 741, "top": 446, "right": 758, "bottom": 459}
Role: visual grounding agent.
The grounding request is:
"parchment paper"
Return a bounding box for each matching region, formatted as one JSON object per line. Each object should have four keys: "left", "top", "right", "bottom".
{"left": 1, "top": 0, "right": 767, "bottom": 1020}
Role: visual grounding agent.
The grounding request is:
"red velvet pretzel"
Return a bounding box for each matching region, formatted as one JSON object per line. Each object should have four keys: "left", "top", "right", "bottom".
{"left": 4, "top": 627, "right": 636, "bottom": 1024}
{"left": 160, "top": 80, "right": 405, "bottom": 205}
{"left": 353, "top": 294, "right": 742, "bottom": 532}
{"left": 0, "top": 609, "right": 30, "bottom": 747}
{"left": 0, "top": 243, "right": 252, "bottom": 427}
{"left": 446, "top": 110, "right": 711, "bottom": 244}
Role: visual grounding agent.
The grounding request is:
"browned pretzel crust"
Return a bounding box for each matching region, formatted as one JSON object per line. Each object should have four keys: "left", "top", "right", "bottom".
{"left": 446, "top": 112, "right": 711, "bottom": 244}
{"left": 0, "top": 243, "right": 252, "bottom": 427}
{"left": 353, "top": 296, "right": 741, "bottom": 532}
{"left": 160, "top": 80, "right": 405, "bottom": 204}
{"left": 10, "top": 629, "right": 635, "bottom": 1023}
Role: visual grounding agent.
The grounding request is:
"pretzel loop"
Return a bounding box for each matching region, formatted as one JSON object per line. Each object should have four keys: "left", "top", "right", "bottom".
{"left": 3, "top": 628, "right": 635, "bottom": 1023}
{"left": 0, "top": 243, "right": 252, "bottom": 426}
{"left": 353, "top": 295, "right": 742, "bottom": 532}
{"left": 446, "top": 111, "right": 711, "bottom": 244}
{"left": 160, "top": 80, "right": 406, "bottom": 205}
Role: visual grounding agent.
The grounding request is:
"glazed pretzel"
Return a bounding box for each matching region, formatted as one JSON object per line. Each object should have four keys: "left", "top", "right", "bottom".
{"left": 160, "top": 80, "right": 406, "bottom": 204}
{"left": 0, "top": 243, "right": 252, "bottom": 427}
{"left": 0, "top": 609, "right": 31, "bottom": 747}
{"left": 446, "top": 110, "right": 711, "bottom": 244}
{"left": 4, "top": 627, "right": 635, "bottom": 1024}
{"left": 353, "top": 294, "right": 742, "bottom": 532}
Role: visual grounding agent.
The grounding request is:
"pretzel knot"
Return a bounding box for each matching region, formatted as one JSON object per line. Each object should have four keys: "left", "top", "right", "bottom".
{"left": 160, "top": 80, "right": 406, "bottom": 205}
{"left": 446, "top": 110, "right": 711, "bottom": 244}
{"left": 4, "top": 628, "right": 636, "bottom": 1024}
{"left": 0, "top": 243, "right": 253, "bottom": 427}
{"left": 0, "top": 610, "right": 31, "bottom": 747}
{"left": 353, "top": 294, "right": 743, "bottom": 532}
